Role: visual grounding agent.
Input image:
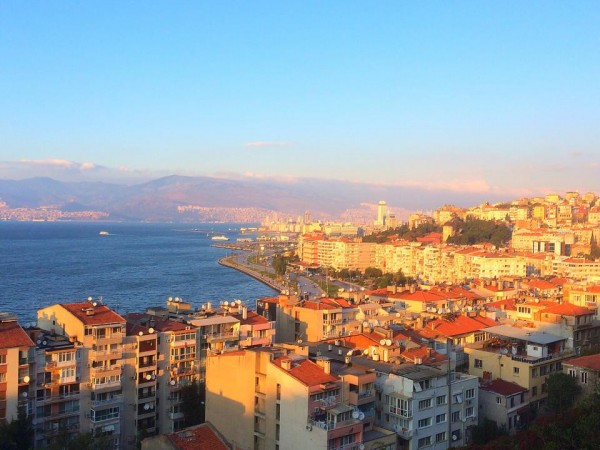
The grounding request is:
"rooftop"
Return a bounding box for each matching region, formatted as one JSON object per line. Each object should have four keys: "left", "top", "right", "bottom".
{"left": 562, "top": 354, "right": 600, "bottom": 372}
{"left": 481, "top": 378, "right": 528, "bottom": 396}
{"left": 166, "top": 423, "right": 230, "bottom": 450}
{"left": 59, "top": 302, "right": 125, "bottom": 326}
{"left": 485, "top": 324, "right": 564, "bottom": 345}
{"left": 0, "top": 320, "right": 35, "bottom": 349}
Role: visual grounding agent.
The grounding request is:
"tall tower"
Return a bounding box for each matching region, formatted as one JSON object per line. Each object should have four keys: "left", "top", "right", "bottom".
{"left": 375, "top": 200, "right": 387, "bottom": 227}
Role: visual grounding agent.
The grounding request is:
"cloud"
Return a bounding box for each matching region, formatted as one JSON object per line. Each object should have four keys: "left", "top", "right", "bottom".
{"left": 244, "top": 141, "right": 289, "bottom": 148}
{"left": 19, "top": 159, "right": 99, "bottom": 172}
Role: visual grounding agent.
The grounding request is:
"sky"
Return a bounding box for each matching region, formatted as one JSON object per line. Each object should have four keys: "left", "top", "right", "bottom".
{"left": 1, "top": 2, "right": 599, "bottom": 199}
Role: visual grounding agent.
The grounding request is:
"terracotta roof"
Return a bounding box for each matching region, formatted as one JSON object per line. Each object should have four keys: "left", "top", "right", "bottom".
{"left": 540, "top": 303, "right": 593, "bottom": 316}
{"left": 273, "top": 357, "right": 338, "bottom": 386}
{"left": 419, "top": 315, "right": 495, "bottom": 338}
{"left": 397, "top": 290, "right": 446, "bottom": 303}
{"left": 167, "top": 423, "right": 229, "bottom": 450}
{"left": 233, "top": 311, "right": 269, "bottom": 326}
{"left": 60, "top": 302, "right": 125, "bottom": 326}
{"left": 522, "top": 279, "right": 558, "bottom": 290}
{"left": 400, "top": 346, "right": 447, "bottom": 365}
{"left": 563, "top": 354, "right": 600, "bottom": 372}
{"left": 0, "top": 321, "right": 35, "bottom": 349}
{"left": 323, "top": 333, "right": 380, "bottom": 349}
{"left": 481, "top": 379, "right": 527, "bottom": 396}
{"left": 485, "top": 299, "right": 517, "bottom": 311}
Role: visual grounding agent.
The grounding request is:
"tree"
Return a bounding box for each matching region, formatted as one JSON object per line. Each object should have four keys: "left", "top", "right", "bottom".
{"left": 590, "top": 233, "right": 600, "bottom": 260}
{"left": 0, "top": 407, "right": 33, "bottom": 450}
{"left": 364, "top": 267, "right": 382, "bottom": 278}
{"left": 180, "top": 380, "right": 204, "bottom": 426}
{"left": 272, "top": 255, "right": 288, "bottom": 277}
{"left": 546, "top": 372, "right": 581, "bottom": 414}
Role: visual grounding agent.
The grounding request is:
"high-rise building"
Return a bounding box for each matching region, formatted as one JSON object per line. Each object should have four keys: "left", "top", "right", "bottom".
{"left": 375, "top": 200, "right": 387, "bottom": 227}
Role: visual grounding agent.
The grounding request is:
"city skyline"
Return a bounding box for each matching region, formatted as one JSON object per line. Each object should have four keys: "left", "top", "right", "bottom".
{"left": 2, "top": 2, "right": 599, "bottom": 197}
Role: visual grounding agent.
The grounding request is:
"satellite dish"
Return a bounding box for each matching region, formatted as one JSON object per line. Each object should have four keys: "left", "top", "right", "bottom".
{"left": 146, "top": 374, "right": 152, "bottom": 380}
{"left": 359, "top": 445, "right": 365, "bottom": 450}
{"left": 138, "top": 331, "right": 144, "bottom": 336}
{"left": 358, "top": 412, "right": 365, "bottom": 420}
{"left": 168, "top": 297, "right": 173, "bottom": 301}
{"left": 92, "top": 302, "right": 98, "bottom": 307}
{"left": 88, "top": 296, "right": 93, "bottom": 301}
{"left": 36, "top": 339, "right": 41, "bottom": 345}
{"left": 21, "top": 391, "right": 28, "bottom": 398}
{"left": 452, "top": 434, "right": 458, "bottom": 441}
{"left": 380, "top": 339, "right": 386, "bottom": 346}
{"left": 144, "top": 403, "right": 150, "bottom": 410}
{"left": 352, "top": 410, "right": 359, "bottom": 419}
{"left": 149, "top": 328, "right": 155, "bottom": 334}
{"left": 170, "top": 379, "right": 176, "bottom": 386}
{"left": 363, "top": 349, "right": 369, "bottom": 355}
{"left": 23, "top": 376, "right": 30, "bottom": 383}
{"left": 42, "top": 340, "right": 47, "bottom": 346}
{"left": 362, "top": 321, "right": 369, "bottom": 328}
{"left": 224, "top": 301, "right": 229, "bottom": 306}
{"left": 385, "top": 339, "right": 392, "bottom": 346}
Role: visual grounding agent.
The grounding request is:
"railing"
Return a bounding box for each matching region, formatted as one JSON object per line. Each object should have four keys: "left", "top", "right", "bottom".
{"left": 171, "top": 338, "right": 197, "bottom": 347}
{"left": 205, "top": 331, "right": 239, "bottom": 341}
{"left": 91, "top": 364, "right": 121, "bottom": 374}
{"left": 511, "top": 350, "right": 574, "bottom": 365}
{"left": 358, "top": 390, "right": 374, "bottom": 399}
{"left": 388, "top": 405, "right": 411, "bottom": 418}
{"left": 90, "top": 349, "right": 122, "bottom": 359}
{"left": 90, "top": 379, "right": 121, "bottom": 390}
{"left": 91, "top": 394, "right": 123, "bottom": 407}
{"left": 138, "top": 391, "right": 156, "bottom": 400}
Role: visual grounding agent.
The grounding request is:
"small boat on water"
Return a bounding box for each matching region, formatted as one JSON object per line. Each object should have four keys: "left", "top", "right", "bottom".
{"left": 99, "top": 231, "right": 110, "bottom": 235}
{"left": 211, "top": 235, "right": 229, "bottom": 241}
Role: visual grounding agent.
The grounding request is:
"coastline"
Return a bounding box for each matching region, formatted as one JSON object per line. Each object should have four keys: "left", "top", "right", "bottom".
{"left": 218, "top": 255, "right": 285, "bottom": 293}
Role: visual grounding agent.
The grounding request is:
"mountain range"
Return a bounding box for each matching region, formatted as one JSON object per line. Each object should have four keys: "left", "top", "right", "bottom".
{"left": 0, "top": 175, "right": 504, "bottom": 222}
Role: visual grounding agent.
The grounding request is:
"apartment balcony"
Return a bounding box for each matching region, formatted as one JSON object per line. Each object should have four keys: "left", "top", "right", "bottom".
{"left": 395, "top": 426, "right": 413, "bottom": 439}
{"left": 310, "top": 417, "right": 361, "bottom": 431}
{"left": 511, "top": 349, "right": 574, "bottom": 365}
{"left": 348, "top": 390, "right": 376, "bottom": 406}
{"left": 168, "top": 411, "right": 184, "bottom": 421}
{"left": 138, "top": 391, "right": 156, "bottom": 401}
{"left": 323, "top": 317, "right": 343, "bottom": 325}
{"left": 89, "top": 379, "right": 121, "bottom": 392}
{"left": 329, "top": 442, "right": 364, "bottom": 450}
{"left": 37, "top": 422, "right": 80, "bottom": 437}
{"left": 138, "top": 360, "right": 157, "bottom": 369}
{"left": 37, "top": 406, "right": 80, "bottom": 421}
{"left": 205, "top": 331, "right": 239, "bottom": 343}
{"left": 93, "top": 333, "right": 124, "bottom": 346}
{"left": 90, "top": 348, "right": 123, "bottom": 360}
{"left": 239, "top": 336, "right": 271, "bottom": 347}
{"left": 170, "top": 338, "right": 197, "bottom": 348}
{"left": 91, "top": 363, "right": 122, "bottom": 377}
{"left": 91, "top": 394, "right": 123, "bottom": 407}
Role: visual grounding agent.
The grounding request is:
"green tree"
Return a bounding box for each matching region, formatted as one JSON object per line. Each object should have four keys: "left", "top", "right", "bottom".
{"left": 545, "top": 372, "right": 581, "bottom": 414}
{"left": 272, "top": 255, "right": 288, "bottom": 277}
{"left": 364, "top": 267, "right": 383, "bottom": 278}
{"left": 180, "top": 380, "right": 204, "bottom": 426}
{"left": 590, "top": 233, "right": 600, "bottom": 260}
{"left": 0, "top": 407, "right": 33, "bottom": 450}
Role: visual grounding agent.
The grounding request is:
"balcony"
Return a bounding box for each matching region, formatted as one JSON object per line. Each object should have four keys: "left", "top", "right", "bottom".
{"left": 511, "top": 349, "right": 574, "bottom": 365}
{"left": 310, "top": 417, "right": 361, "bottom": 431}
{"left": 90, "top": 411, "right": 120, "bottom": 424}
{"left": 91, "top": 364, "right": 121, "bottom": 376}
{"left": 89, "top": 379, "right": 121, "bottom": 391}
{"left": 348, "top": 390, "right": 375, "bottom": 405}
{"left": 138, "top": 391, "right": 156, "bottom": 401}
{"left": 93, "top": 332, "right": 124, "bottom": 345}
{"left": 205, "top": 331, "right": 239, "bottom": 343}
{"left": 395, "top": 426, "right": 413, "bottom": 439}
{"left": 90, "top": 348, "right": 122, "bottom": 360}
{"left": 239, "top": 336, "right": 271, "bottom": 347}
{"left": 171, "top": 338, "right": 196, "bottom": 348}
{"left": 323, "top": 317, "right": 343, "bottom": 325}
{"left": 91, "top": 394, "right": 123, "bottom": 407}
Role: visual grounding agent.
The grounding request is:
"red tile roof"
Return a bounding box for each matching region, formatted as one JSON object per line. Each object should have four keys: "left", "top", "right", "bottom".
{"left": 273, "top": 357, "right": 338, "bottom": 386}
{"left": 60, "top": 302, "right": 125, "bottom": 326}
{"left": 419, "top": 315, "right": 495, "bottom": 338}
{"left": 563, "top": 354, "right": 600, "bottom": 372}
{"left": 540, "top": 303, "right": 593, "bottom": 316}
{"left": 481, "top": 379, "right": 527, "bottom": 396}
{"left": 233, "top": 311, "right": 269, "bottom": 326}
{"left": 323, "top": 334, "right": 380, "bottom": 349}
{"left": 522, "top": 279, "right": 558, "bottom": 290}
{"left": 0, "top": 321, "right": 35, "bottom": 349}
{"left": 400, "top": 346, "right": 447, "bottom": 365}
{"left": 167, "top": 423, "right": 229, "bottom": 450}
{"left": 125, "top": 313, "right": 192, "bottom": 332}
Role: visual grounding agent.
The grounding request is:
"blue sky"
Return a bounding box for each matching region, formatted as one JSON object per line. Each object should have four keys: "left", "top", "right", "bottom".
{"left": 1, "top": 2, "right": 599, "bottom": 198}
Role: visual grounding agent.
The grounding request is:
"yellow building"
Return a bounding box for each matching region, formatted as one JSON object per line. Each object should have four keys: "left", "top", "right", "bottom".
{"left": 37, "top": 300, "right": 126, "bottom": 448}
{"left": 0, "top": 316, "right": 35, "bottom": 425}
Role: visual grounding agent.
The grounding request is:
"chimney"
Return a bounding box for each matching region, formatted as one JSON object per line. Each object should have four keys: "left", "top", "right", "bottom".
{"left": 242, "top": 306, "right": 248, "bottom": 320}
{"left": 316, "top": 357, "right": 331, "bottom": 374}
{"left": 281, "top": 359, "right": 292, "bottom": 371}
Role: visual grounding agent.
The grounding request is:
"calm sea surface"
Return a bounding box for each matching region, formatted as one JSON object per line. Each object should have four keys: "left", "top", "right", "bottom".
{"left": 0, "top": 222, "right": 276, "bottom": 325}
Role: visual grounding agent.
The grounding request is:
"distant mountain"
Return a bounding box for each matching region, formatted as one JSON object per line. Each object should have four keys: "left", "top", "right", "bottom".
{"left": 0, "top": 175, "right": 505, "bottom": 222}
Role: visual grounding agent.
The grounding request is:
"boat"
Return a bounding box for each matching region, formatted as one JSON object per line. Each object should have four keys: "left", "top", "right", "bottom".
{"left": 99, "top": 231, "right": 110, "bottom": 235}
{"left": 211, "top": 235, "right": 229, "bottom": 241}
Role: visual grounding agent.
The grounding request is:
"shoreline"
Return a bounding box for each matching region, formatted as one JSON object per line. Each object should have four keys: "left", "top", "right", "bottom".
{"left": 218, "top": 255, "right": 285, "bottom": 293}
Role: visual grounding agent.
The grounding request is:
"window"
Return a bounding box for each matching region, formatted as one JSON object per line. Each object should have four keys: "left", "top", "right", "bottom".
{"left": 0, "top": 373, "right": 6, "bottom": 383}
{"left": 581, "top": 372, "right": 588, "bottom": 384}
{"left": 532, "top": 368, "right": 538, "bottom": 378}
{"left": 0, "top": 355, "right": 6, "bottom": 365}
{"left": 465, "top": 388, "right": 475, "bottom": 399}
{"left": 513, "top": 367, "right": 520, "bottom": 375}
{"left": 466, "top": 407, "right": 474, "bottom": 418}
{"left": 532, "top": 386, "right": 537, "bottom": 397}
{"left": 474, "top": 359, "right": 483, "bottom": 368}
{"left": 418, "top": 417, "right": 432, "bottom": 428}
{"left": 451, "top": 411, "right": 460, "bottom": 422}
{"left": 388, "top": 397, "right": 411, "bottom": 417}
{"left": 418, "top": 398, "right": 432, "bottom": 410}
{"left": 496, "top": 396, "right": 502, "bottom": 405}
{"left": 436, "top": 432, "right": 447, "bottom": 443}
{"left": 436, "top": 395, "right": 447, "bottom": 406}
{"left": 436, "top": 413, "right": 446, "bottom": 424}
{"left": 540, "top": 365, "right": 548, "bottom": 376}
{"left": 418, "top": 436, "right": 431, "bottom": 448}
{"left": 340, "top": 435, "right": 355, "bottom": 446}
{"left": 510, "top": 397, "right": 515, "bottom": 408}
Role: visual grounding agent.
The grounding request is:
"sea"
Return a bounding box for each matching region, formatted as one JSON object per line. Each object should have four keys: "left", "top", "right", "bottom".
{"left": 0, "top": 222, "right": 277, "bottom": 325}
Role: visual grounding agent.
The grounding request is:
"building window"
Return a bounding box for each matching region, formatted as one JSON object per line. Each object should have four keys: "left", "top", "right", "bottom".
{"left": 465, "top": 388, "right": 475, "bottom": 399}
{"left": 513, "top": 367, "right": 520, "bottom": 375}
{"left": 510, "top": 397, "right": 515, "bottom": 408}
{"left": 451, "top": 411, "right": 460, "bottom": 422}
{"left": 418, "top": 436, "right": 431, "bottom": 448}
{"left": 474, "top": 359, "right": 483, "bottom": 368}
{"left": 581, "top": 372, "right": 588, "bottom": 384}
{"left": 276, "top": 384, "right": 281, "bottom": 400}
{"left": 496, "top": 396, "right": 502, "bottom": 405}
{"left": 418, "top": 417, "right": 432, "bottom": 428}
{"left": 532, "top": 386, "right": 537, "bottom": 397}
{"left": 436, "top": 395, "right": 447, "bottom": 406}
{"left": 418, "top": 398, "right": 432, "bottom": 410}
{"left": 532, "top": 368, "right": 538, "bottom": 378}
{"left": 436, "top": 413, "right": 446, "bottom": 424}
{"left": 466, "top": 407, "right": 474, "bottom": 418}
{"left": 0, "top": 355, "right": 5, "bottom": 365}
{"left": 0, "top": 373, "right": 6, "bottom": 383}
{"left": 436, "top": 432, "right": 447, "bottom": 443}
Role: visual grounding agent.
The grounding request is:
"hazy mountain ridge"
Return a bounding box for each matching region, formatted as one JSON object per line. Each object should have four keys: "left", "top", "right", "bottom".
{"left": 0, "top": 175, "right": 505, "bottom": 222}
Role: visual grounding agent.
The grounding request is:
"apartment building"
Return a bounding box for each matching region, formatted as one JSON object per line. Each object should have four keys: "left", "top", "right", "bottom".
{"left": 37, "top": 300, "right": 126, "bottom": 448}
{"left": 562, "top": 354, "right": 600, "bottom": 398}
{"left": 479, "top": 379, "right": 529, "bottom": 435}
{"left": 464, "top": 325, "right": 572, "bottom": 410}
{"left": 206, "top": 347, "right": 388, "bottom": 450}
{"left": 121, "top": 319, "right": 159, "bottom": 448}
{"left": 126, "top": 313, "right": 199, "bottom": 433}
{"left": 29, "top": 328, "right": 82, "bottom": 448}
{"left": 0, "top": 314, "right": 35, "bottom": 424}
